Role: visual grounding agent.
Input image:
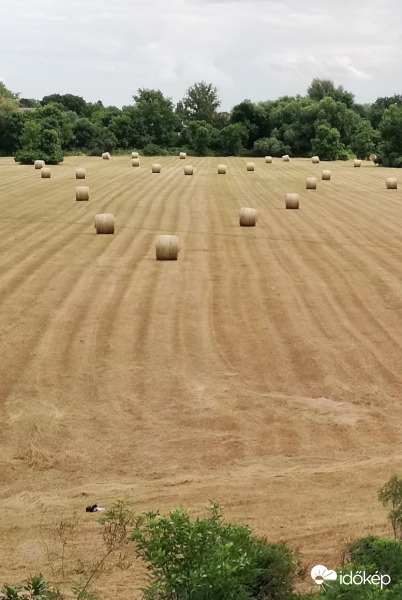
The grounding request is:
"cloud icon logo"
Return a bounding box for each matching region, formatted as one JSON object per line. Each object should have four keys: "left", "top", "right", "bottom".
{"left": 311, "top": 565, "right": 337, "bottom": 586}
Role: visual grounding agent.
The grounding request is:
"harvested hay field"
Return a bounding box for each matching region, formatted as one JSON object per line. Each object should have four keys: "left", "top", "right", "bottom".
{"left": 1, "top": 156, "right": 402, "bottom": 596}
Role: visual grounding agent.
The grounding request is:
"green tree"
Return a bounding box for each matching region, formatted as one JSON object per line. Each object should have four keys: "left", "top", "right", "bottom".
{"left": 41, "top": 93, "right": 88, "bottom": 116}
{"left": 183, "top": 81, "right": 220, "bottom": 124}
{"left": 369, "top": 95, "right": 402, "bottom": 129}
{"left": 34, "top": 102, "right": 74, "bottom": 149}
{"left": 0, "top": 111, "right": 25, "bottom": 155}
{"left": 180, "top": 120, "right": 218, "bottom": 155}
{"left": 219, "top": 123, "right": 247, "bottom": 155}
{"left": 311, "top": 124, "right": 345, "bottom": 160}
{"left": 252, "top": 137, "right": 289, "bottom": 157}
{"left": 231, "top": 100, "right": 269, "bottom": 149}
{"left": 377, "top": 106, "right": 402, "bottom": 167}
{"left": 15, "top": 120, "right": 64, "bottom": 164}
{"left": 133, "top": 89, "right": 177, "bottom": 146}
{"left": 307, "top": 78, "right": 355, "bottom": 108}
{"left": 18, "top": 98, "right": 40, "bottom": 109}
{"left": 379, "top": 475, "right": 402, "bottom": 538}
{"left": 350, "top": 121, "right": 380, "bottom": 160}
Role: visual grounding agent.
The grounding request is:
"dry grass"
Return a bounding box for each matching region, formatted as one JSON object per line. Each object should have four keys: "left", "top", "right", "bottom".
{"left": 1, "top": 156, "right": 402, "bottom": 598}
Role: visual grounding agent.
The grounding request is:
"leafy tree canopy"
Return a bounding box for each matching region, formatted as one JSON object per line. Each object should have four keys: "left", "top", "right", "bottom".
{"left": 182, "top": 81, "right": 220, "bottom": 124}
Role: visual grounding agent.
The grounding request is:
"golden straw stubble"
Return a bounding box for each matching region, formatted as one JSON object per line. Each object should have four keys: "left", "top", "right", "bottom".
{"left": 76, "top": 186, "right": 89, "bottom": 201}
{"left": 155, "top": 235, "right": 180, "bottom": 260}
{"left": 95, "top": 213, "right": 115, "bottom": 234}
{"left": 285, "top": 193, "right": 299, "bottom": 209}
{"left": 239, "top": 207, "right": 257, "bottom": 226}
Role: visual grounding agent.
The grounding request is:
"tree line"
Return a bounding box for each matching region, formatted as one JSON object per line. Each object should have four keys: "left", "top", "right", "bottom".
{"left": 0, "top": 78, "right": 402, "bottom": 166}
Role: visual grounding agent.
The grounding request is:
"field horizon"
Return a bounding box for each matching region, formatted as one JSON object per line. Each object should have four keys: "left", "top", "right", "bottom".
{"left": 1, "top": 155, "right": 402, "bottom": 597}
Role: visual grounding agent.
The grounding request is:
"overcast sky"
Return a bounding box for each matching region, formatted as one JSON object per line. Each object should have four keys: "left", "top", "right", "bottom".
{"left": 0, "top": 0, "right": 400, "bottom": 110}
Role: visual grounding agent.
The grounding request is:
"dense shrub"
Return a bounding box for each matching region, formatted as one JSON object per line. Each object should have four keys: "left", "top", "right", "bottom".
{"left": 142, "top": 143, "right": 169, "bottom": 156}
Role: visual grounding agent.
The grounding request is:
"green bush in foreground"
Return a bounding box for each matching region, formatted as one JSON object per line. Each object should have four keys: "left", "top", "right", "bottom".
{"left": 131, "top": 501, "right": 302, "bottom": 600}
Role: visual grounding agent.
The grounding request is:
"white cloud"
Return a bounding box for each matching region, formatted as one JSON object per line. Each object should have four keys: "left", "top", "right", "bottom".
{"left": 0, "top": 0, "right": 400, "bottom": 107}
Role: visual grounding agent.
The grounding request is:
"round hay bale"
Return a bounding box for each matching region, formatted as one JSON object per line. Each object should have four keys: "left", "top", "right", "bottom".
{"left": 265, "top": 156, "right": 273, "bottom": 163}
{"left": 354, "top": 159, "right": 362, "bottom": 167}
{"left": 155, "top": 235, "right": 180, "bottom": 260}
{"left": 131, "top": 152, "right": 139, "bottom": 159}
{"left": 322, "top": 170, "right": 331, "bottom": 180}
{"left": 179, "top": 152, "right": 186, "bottom": 159}
{"left": 76, "top": 186, "right": 89, "bottom": 201}
{"left": 34, "top": 160, "right": 45, "bottom": 169}
{"left": 312, "top": 156, "right": 320, "bottom": 163}
{"left": 239, "top": 207, "right": 257, "bottom": 227}
{"left": 246, "top": 162, "right": 255, "bottom": 171}
{"left": 102, "top": 152, "right": 111, "bottom": 160}
{"left": 75, "top": 168, "right": 86, "bottom": 179}
{"left": 184, "top": 165, "right": 193, "bottom": 175}
{"left": 152, "top": 163, "right": 161, "bottom": 173}
{"left": 386, "top": 177, "right": 398, "bottom": 189}
{"left": 282, "top": 155, "right": 290, "bottom": 162}
{"left": 95, "top": 213, "right": 115, "bottom": 234}
{"left": 369, "top": 154, "right": 377, "bottom": 161}
{"left": 41, "top": 168, "right": 51, "bottom": 178}
{"left": 285, "top": 193, "right": 299, "bottom": 209}
{"left": 218, "top": 164, "right": 227, "bottom": 174}
{"left": 306, "top": 177, "right": 317, "bottom": 189}
{"left": 132, "top": 159, "right": 140, "bottom": 167}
